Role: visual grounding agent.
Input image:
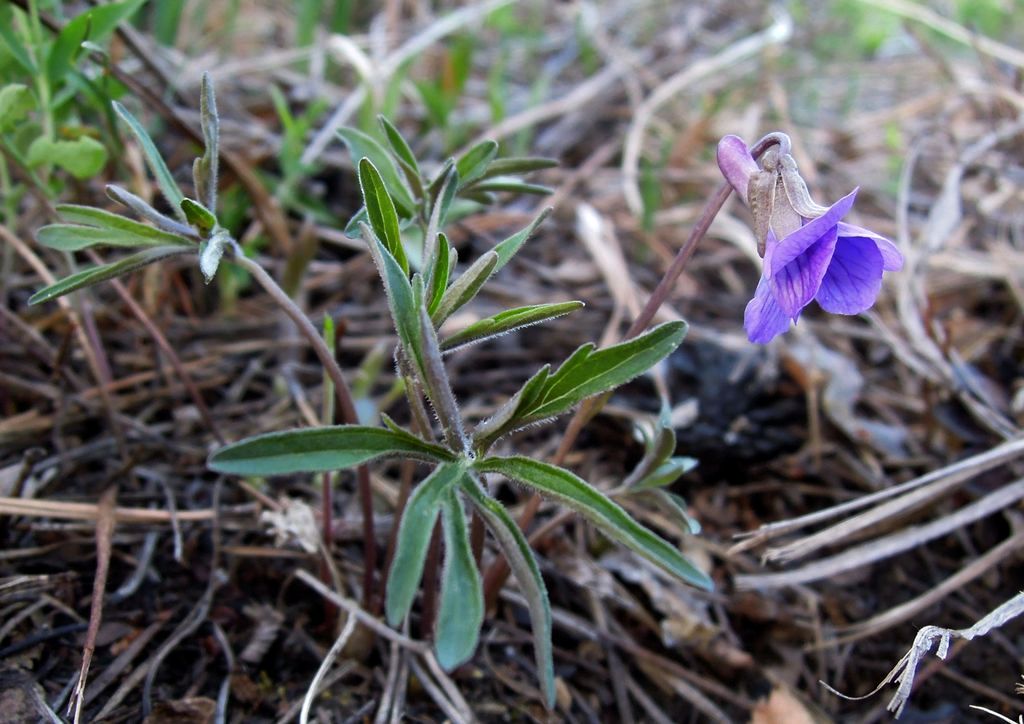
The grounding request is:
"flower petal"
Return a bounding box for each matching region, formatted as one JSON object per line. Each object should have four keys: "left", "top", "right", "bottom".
{"left": 837, "top": 222, "right": 904, "bottom": 271}
{"left": 765, "top": 188, "right": 857, "bottom": 278}
{"left": 815, "top": 234, "right": 884, "bottom": 314}
{"left": 744, "top": 276, "right": 793, "bottom": 343}
{"left": 769, "top": 223, "right": 839, "bottom": 317}
{"left": 716, "top": 135, "right": 758, "bottom": 200}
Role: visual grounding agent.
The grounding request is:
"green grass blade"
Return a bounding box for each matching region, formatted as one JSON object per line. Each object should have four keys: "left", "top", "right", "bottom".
{"left": 435, "top": 488, "right": 483, "bottom": 669}
{"left": 28, "top": 246, "right": 191, "bottom": 305}
{"left": 474, "top": 456, "right": 712, "bottom": 591}
{"left": 207, "top": 425, "right": 455, "bottom": 476}
{"left": 460, "top": 472, "right": 555, "bottom": 709}
{"left": 386, "top": 462, "right": 463, "bottom": 626}
{"left": 113, "top": 101, "right": 187, "bottom": 221}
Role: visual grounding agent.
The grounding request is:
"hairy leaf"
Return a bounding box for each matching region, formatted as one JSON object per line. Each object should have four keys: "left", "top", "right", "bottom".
{"left": 28, "top": 246, "right": 191, "bottom": 305}
{"left": 441, "top": 301, "right": 584, "bottom": 352}
{"left": 364, "top": 227, "right": 425, "bottom": 376}
{"left": 378, "top": 116, "right": 420, "bottom": 178}
{"left": 195, "top": 72, "right": 219, "bottom": 211}
{"left": 207, "top": 425, "right": 454, "bottom": 476}
{"left": 39, "top": 206, "right": 194, "bottom": 251}
{"left": 431, "top": 251, "right": 497, "bottom": 325}
{"left": 435, "top": 489, "right": 483, "bottom": 669}
{"left": 476, "top": 156, "right": 557, "bottom": 181}
{"left": 491, "top": 207, "right": 551, "bottom": 273}
{"left": 473, "top": 322, "right": 687, "bottom": 447}
{"left": 180, "top": 198, "right": 217, "bottom": 237}
{"left": 426, "top": 233, "right": 454, "bottom": 317}
{"left": 460, "top": 473, "right": 554, "bottom": 708}
{"left": 105, "top": 185, "right": 198, "bottom": 238}
{"left": 337, "top": 126, "right": 416, "bottom": 215}
{"left": 358, "top": 158, "right": 408, "bottom": 275}
{"left": 113, "top": 101, "right": 186, "bottom": 220}
{"left": 455, "top": 140, "right": 498, "bottom": 188}
{"left": 470, "top": 180, "right": 551, "bottom": 196}
{"left": 474, "top": 456, "right": 712, "bottom": 591}
{"left": 386, "top": 462, "right": 464, "bottom": 626}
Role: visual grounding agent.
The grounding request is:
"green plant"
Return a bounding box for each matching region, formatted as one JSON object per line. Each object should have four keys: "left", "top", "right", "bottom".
{"left": 28, "top": 75, "right": 712, "bottom": 709}
{"left": 208, "top": 114, "right": 713, "bottom": 706}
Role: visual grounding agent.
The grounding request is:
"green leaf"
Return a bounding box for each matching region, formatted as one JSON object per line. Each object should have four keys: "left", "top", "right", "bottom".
{"left": 0, "top": 84, "right": 34, "bottom": 131}
{"left": 632, "top": 457, "right": 698, "bottom": 491}
{"left": 358, "top": 158, "right": 408, "bottom": 275}
{"left": 54, "top": 204, "right": 196, "bottom": 245}
{"left": 435, "top": 489, "right": 483, "bottom": 669}
{"left": 337, "top": 126, "right": 416, "bottom": 216}
{"left": 364, "top": 227, "right": 425, "bottom": 376}
{"left": 378, "top": 115, "right": 420, "bottom": 178}
{"left": 455, "top": 140, "right": 498, "bottom": 188}
{"left": 105, "top": 185, "right": 198, "bottom": 238}
{"left": 181, "top": 198, "right": 217, "bottom": 237}
{"left": 476, "top": 156, "right": 557, "bottom": 181}
{"left": 460, "top": 472, "right": 554, "bottom": 708}
{"left": 385, "top": 462, "right": 464, "bottom": 626}
{"left": 26, "top": 136, "right": 107, "bottom": 179}
{"left": 207, "top": 424, "right": 455, "bottom": 476}
{"left": 113, "top": 101, "right": 186, "bottom": 221}
{"left": 474, "top": 456, "right": 712, "bottom": 591}
{"left": 37, "top": 217, "right": 192, "bottom": 252}
{"left": 48, "top": 0, "right": 145, "bottom": 86}
{"left": 441, "top": 301, "right": 584, "bottom": 352}
{"left": 431, "top": 251, "right": 497, "bottom": 325}
{"left": 194, "top": 71, "right": 219, "bottom": 211}
{"left": 491, "top": 207, "right": 551, "bottom": 273}
{"left": 657, "top": 490, "right": 702, "bottom": 535}
{"left": 0, "top": 5, "right": 36, "bottom": 74}
{"left": 426, "top": 233, "right": 454, "bottom": 317}
{"left": 530, "top": 321, "right": 687, "bottom": 419}
{"left": 471, "top": 180, "right": 551, "bottom": 196}
{"left": 423, "top": 166, "right": 458, "bottom": 280}
{"left": 473, "top": 322, "right": 687, "bottom": 448}
{"left": 28, "top": 246, "right": 191, "bottom": 305}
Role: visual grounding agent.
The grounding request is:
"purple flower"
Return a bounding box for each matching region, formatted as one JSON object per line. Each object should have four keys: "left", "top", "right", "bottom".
{"left": 717, "top": 135, "right": 904, "bottom": 344}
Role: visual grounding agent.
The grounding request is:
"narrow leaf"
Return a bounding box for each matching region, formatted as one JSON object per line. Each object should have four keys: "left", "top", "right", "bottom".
{"left": 426, "top": 233, "right": 453, "bottom": 317}
{"left": 113, "top": 101, "right": 186, "bottom": 220}
{"left": 435, "top": 489, "right": 483, "bottom": 669}
{"left": 105, "top": 185, "right": 197, "bottom": 238}
{"left": 358, "top": 158, "right": 408, "bottom": 274}
{"left": 441, "top": 301, "right": 584, "bottom": 352}
{"left": 363, "top": 225, "right": 424, "bottom": 375}
{"left": 474, "top": 456, "right": 712, "bottom": 591}
{"left": 386, "top": 462, "right": 463, "bottom": 626}
{"left": 460, "top": 473, "right": 555, "bottom": 708}
{"left": 431, "top": 251, "right": 497, "bottom": 325}
{"left": 471, "top": 180, "right": 551, "bottom": 196}
{"left": 530, "top": 321, "right": 687, "bottom": 420}
{"left": 28, "top": 246, "right": 191, "bottom": 305}
{"left": 45, "top": 205, "right": 194, "bottom": 249}
{"left": 491, "top": 207, "right": 551, "bottom": 273}
{"left": 378, "top": 115, "right": 419, "bottom": 177}
{"left": 472, "top": 365, "right": 550, "bottom": 452}
{"left": 477, "top": 156, "right": 557, "bottom": 181}
{"left": 207, "top": 424, "right": 454, "bottom": 476}
{"left": 423, "top": 166, "right": 459, "bottom": 284}
{"left": 195, "top": 71, "right": 219, "bottom": 211}
{"left": 337, "top": 126, "right": 416, "bottom": 215}
{"left": 455, "top": 140, "right": 498, "bottom": 188}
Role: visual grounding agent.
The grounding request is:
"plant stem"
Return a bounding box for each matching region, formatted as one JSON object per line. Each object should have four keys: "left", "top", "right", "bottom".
{"left": 482, "top": 181, "right": 735, "bottom": 608}
{"left": 229, "top": 246, "right": 378, "bottom": 609}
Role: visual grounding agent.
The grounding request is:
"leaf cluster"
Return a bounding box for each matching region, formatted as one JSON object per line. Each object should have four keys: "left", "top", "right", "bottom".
{"left": 209, "top": 122, "right": 712, "bottom": 708}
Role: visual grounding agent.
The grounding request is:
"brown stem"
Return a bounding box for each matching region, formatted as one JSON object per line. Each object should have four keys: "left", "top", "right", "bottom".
{"left": 230, "top": 249, "right": 378, "bottom": 608}
{"left": 482, "top": 182, "right": 735, "bottom": 608}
